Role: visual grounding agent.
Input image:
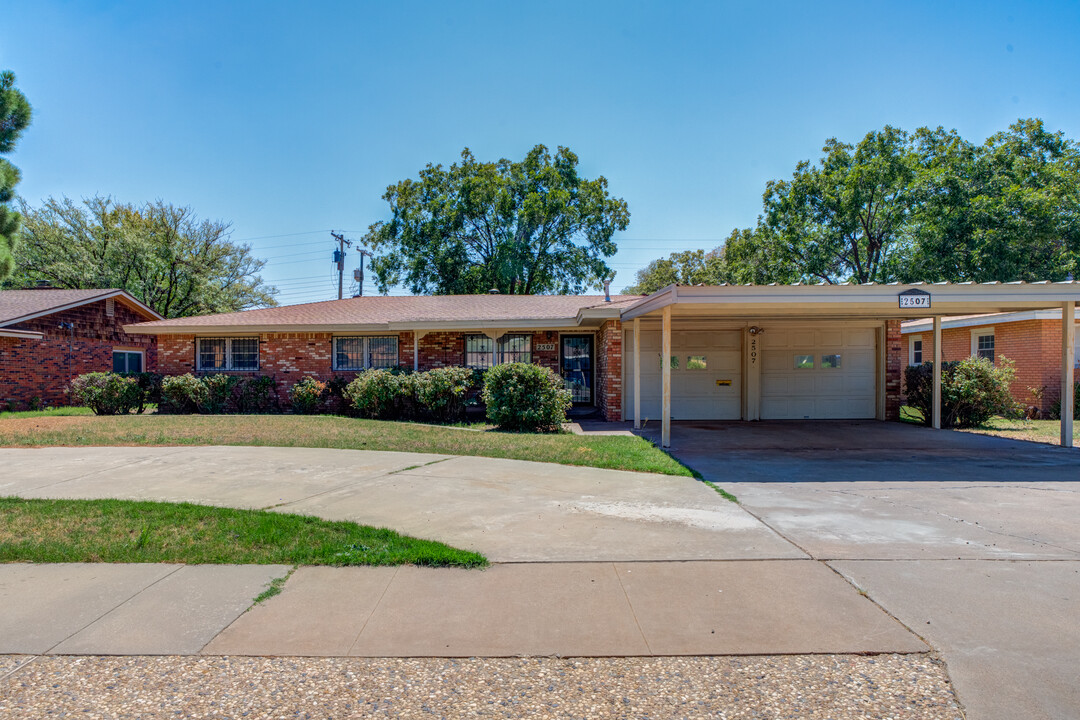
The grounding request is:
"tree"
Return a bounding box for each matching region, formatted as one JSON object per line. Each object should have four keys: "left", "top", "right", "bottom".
{"left": 623, "top": 248, "right": 725, "bottom": 294}
{"left": 8, "top": 196, "right": 277, "bottom": 317}
{"left": 0, "top": 71, "right": 32, "bottom": 281}
{"left": 761, "top": 126, "right": 918, "bottom": 284}
{"left": 902, "top": 119, "right": 1080, "bottom": 283}
{"left": 365, "top": 145, "right": 630, "bottom": 295}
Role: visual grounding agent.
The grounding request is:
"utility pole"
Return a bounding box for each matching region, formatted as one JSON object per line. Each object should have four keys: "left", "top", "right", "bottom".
{"left": 331, "top": 231, "right": 351, "bottom": 300}
{"left": 353, "top": 249, "right": 373, "bottom": 297}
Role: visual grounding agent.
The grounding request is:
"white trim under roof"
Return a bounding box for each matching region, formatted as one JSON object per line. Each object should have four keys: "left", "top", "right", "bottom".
{"left": 902, "top": 307, "right": 1080, "bottom": 333}
{"left": 0, "top": 328, "right": 44, "bottom": 340}
{"left": 621, "top": 282, "right": 1080, "bottom": 321}
{"left": 1, "top": 289, "right": 162, "bottom": 328}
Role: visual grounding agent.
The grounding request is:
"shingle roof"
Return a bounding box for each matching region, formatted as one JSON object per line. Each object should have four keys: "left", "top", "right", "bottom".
{"left": 127, "top": 294, "right": 642, "bottom": 332}
{"left": 0, "top": 289, "right": 161, "bottom": 326}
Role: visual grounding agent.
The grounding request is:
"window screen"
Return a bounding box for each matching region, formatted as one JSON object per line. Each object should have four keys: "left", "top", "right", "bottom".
{"left": 197, "top": 338, "right": 258, "bottom": 371}
{"left": 112, "top": 351, "right": 143, "bottom": 373}
{"left": 912, "top": 339, "right": 923, "bottom": 365}
{"left": 976, "top": 334, "right": 995, "bottom": 362}
{"left": 335, "top": 338, "right": 365, "bottom": 371}
{"left": 498, "top": 334, "right": 532, "bottom": 364}
{"left": 466, "top": 335, "right": 494, "bottom": 369}
{"left": 368, "top": 336, "right": 398, "bottom": 369}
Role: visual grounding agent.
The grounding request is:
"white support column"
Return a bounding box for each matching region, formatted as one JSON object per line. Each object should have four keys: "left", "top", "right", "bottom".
{"left": 1062, "top": 301, "right": 1075, "bottom": 448}
{"left": 633, "top": 317, "right": 641, "bottom": 430}
{"left": 661, "top": 306, "right": 671, "bottom": 448}
{"left": 932, "top": 316, "right": 942, "bottom": 430}
{"left": 412, "top": 330, "right": 429, "bottom": 371}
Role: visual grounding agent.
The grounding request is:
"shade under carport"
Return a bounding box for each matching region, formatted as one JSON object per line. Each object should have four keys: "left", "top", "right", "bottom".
{"left": 621, "top": 282, "right": 1080, "bottom": 449}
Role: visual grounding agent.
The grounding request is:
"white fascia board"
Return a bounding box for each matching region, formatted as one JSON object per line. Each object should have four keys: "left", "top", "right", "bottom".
{"left": 901, "top": 307, "right": 1080, "bottom": 334}
{"left": 126, "top": 318, "right": 587, "bottom": 335}
{"left": 0, "top": 328, "right": 45, "bottom": 339}
{"left": 620, "top": 285, "right": 678, "bottom": 320}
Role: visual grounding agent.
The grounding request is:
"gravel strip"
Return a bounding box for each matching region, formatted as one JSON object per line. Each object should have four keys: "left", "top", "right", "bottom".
{"left": 0, "top": 654, "right": 961, "bottom": 719}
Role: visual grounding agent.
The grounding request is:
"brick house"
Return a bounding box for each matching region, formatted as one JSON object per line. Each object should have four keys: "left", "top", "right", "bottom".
{"left": 124, "top": 282, "right": 1080, "bottom": 435}
{"left": 0, "top": 288, "right": 162, "bottom": 408}
{"left": 902, "top": 309, "right": 1080, "bottom": 415}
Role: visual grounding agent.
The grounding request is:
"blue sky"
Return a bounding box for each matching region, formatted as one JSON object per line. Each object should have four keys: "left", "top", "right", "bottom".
{"left": 3, "top": 1, "right": 1078, "bottom": 302}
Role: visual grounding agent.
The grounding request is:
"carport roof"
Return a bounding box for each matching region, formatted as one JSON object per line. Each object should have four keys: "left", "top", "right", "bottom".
{"left": 621, "top": 281, "right": 1080, "bottom": 320}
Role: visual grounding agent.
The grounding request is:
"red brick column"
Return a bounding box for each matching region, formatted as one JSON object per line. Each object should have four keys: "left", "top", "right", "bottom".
{"left": 885, "top": 319, "right": 902, "bottom": 421}
{"left": 595, "top": 320, "right": 623, "bottom": 421}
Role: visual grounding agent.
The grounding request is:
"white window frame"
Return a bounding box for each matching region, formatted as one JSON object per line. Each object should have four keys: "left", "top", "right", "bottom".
{"left": 497, "top": 333, "right": 532, "bottom": 364}
{"left": 112, "top": 348, "right": 144, "bottom": 373}
{"left": 908, "top": 335, "right": 923, "bottom": 366}
{"left": 332, "top": 336, "right": 399, "bottom": 371}
{"left": 970, "top": 328, "right": 995, "bottom": 362}
{"left": 196, "top": 337, "right": 260, "bottom": 372}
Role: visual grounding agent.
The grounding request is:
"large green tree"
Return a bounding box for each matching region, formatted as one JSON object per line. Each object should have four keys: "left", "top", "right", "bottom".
{"left": 0, "top": 71, "right": 32, "bottom": 281}
{"left": 365, "top": 145, "right": 630, "bottom": 295}
{"left": 8, "top": 196, "right": 277, "bottom": 317}
{"left": 623, "top": 248, "right": 724, "bottom": 294}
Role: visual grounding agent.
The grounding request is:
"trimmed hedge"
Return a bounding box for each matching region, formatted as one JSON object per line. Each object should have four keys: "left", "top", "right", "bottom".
{"left": 905, "top": 357, "right": 1019, "bottom": 428}
{"left": 482, "top": 362, "right": 571, "bottom": 433}
{"left": 289, "top": 377, "right": 328, "bottom": 415}
{"left": 160, "top": 374, "right": 277, "bottom": 414}
{"left": 342, "top": 367, "right": 475, "bottom": 423}
{"left": 68, "top": 373, "right": 143, "bottom": 415}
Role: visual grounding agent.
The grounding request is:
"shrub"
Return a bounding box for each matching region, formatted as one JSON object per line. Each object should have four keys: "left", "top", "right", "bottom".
{"left": 161, "top": 374, "right": 209, "bottom": 414}
{"left": 202, "top": 374, "right": 241, "bottom": 413}
{"left": 68, "top": 373, "right": 142, "bottom": 415}
{"left": 118, "top": 372, "right": 163, "bottom": 413}
{"left": 1049, "top": 381, "right": 1080, "bottom": 420}
{"left": 413, "top": 367, "right": 473, "bottom": 423}
{"left": 344, "top": 369, "right": 409, "bottom": 420}
{"left": 234, "top": 376, "right": 277, "bottom": 414}
{"left": 289, "top": 377, "right": 328, "bottom": 415}
{"left": 482, "top": 362, "right": 571, "bottom": 432}
{"left": 904, "top": 357, "right": 1019, "bottom": 429}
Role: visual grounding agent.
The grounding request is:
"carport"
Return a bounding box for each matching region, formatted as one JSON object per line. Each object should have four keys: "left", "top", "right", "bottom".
{"left": 620, "top": 282, "right": 1080, "bottom": 448}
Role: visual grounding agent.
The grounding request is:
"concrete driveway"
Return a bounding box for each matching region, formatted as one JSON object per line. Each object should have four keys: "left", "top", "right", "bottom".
{"left": 647, "top": 420, "right": 1080, "bottom": 720}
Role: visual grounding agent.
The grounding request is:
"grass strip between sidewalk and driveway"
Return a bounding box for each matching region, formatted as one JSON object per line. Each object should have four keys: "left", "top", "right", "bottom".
{"left": 901, "top": 405, "right": 1079, "bottom": 446}
{"left": 0, "top": 413, "right": 693, "bottom": 476}
{"left": 0, "top": 497, "right": 487, "bottom": 568}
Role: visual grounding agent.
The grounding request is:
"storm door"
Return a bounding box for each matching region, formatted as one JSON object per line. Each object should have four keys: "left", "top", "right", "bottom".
{"left": 560, "top": 335, "right": 594, "bottom": 405}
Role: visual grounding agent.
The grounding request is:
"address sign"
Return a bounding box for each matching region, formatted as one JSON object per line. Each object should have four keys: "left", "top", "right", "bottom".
{"left": 898, "top": 289, "right": 931, "bottom": 309}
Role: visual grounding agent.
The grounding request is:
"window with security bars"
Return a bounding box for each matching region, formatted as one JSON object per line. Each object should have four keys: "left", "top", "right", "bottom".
{"left": 333, "top": 336, "right": 398, "bottom": 370}
{"left": 498, "top": 334, "right": 532, "bottom": 364}
{"left": 976, "top": 334, "right": 995, "bottom": 362}
{"left": 197, "top": 338, "right": 259, "bottom": 371}
{"left": 465, "top": 335, "right": 494, "bottom": 369}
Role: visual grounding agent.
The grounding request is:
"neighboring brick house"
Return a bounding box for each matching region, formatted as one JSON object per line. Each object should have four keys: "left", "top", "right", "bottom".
{"left": 902, "top": 309, "right": 1080, "bottom": 415}
{"left": 0, "top": 288, "right": 162, "bottom": 408}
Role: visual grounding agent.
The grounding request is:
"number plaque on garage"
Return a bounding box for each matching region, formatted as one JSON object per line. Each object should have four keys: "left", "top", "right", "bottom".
{"left": 898, "top": 289, "right": 931, "bottom": 309}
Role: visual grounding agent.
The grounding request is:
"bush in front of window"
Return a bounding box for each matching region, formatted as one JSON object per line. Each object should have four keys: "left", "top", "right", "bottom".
{"left": 202, "top": 374, "right": 241, "bottom": 413}
{"left": 482, "top": 362, "right": 572, "bottom": 433}
{"left": 412, "top": 367, "right": 474, "bottom": 423}
{"left": 234, "top": 376, "right": 278, "bottom": 414}
{"left": 343, "top": 369, "right": 409, "bottom": 420}
{"left": 161, "top": 374, "right": 210, "bottom": 414}
{"left": 289, "top": 377, "right": 328, "bottom": 415}
{"left": 904, "top": 357, "right": 1020, "bottom": 428}
{"left": 117, "top": 372, "right": 164, "bottom": 413}
{"left": 68, "top": 373, "right": 143, "bottom": 415}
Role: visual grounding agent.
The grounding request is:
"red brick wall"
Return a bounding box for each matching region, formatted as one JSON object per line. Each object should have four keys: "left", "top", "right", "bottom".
{"left": 0, "top": 299, "right": 158, "bottom": 408}
{"left": 904, "top": 319, "right": 1074, "bottom": 413}
{"left": 885, "top": 319, "right": 902, "bottom": 421}
{"left": 595, "top": 320, "right": 622, "bottom": 421}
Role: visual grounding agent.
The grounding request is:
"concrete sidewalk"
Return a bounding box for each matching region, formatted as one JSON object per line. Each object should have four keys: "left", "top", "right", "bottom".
{"left": 0, "top": 561, "right": 925, "bottom": 658}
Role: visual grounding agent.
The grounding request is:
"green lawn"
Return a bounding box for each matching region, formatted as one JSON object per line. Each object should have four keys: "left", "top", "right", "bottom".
{"left": 0, "top": 406, "right": 93, "bottom": 420}
{"left": 901, "top": 406, "right": 1078, "bottom": 446}
{"left": 0, "top": 412, "right": 692, "bottom": 476}
{"left": 0, "top": 497, "right": 486, "bottom": 567}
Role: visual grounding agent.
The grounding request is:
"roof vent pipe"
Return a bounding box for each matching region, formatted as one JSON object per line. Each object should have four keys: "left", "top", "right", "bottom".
{"left": 603, "top": 279, "right": 611, "bottom": 302}
{"left": 489, "top": 288, "right": 500, "bottom": 294}
{"left": 35, "top": 280, "right": 53, "bottom": 289}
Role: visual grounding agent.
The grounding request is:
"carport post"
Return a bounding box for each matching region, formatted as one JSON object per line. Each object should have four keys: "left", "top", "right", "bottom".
{"left": 662, "top": 305, "right": 671, "bottom": 448}
{"left": 932, "top": 316, "right": 942, "bottom": 430}
{"left": 633, "top": 317, "right": 641, "bottom": 429}
{"left": 1062, "top": 301, "right": 1075, "bottom": 448}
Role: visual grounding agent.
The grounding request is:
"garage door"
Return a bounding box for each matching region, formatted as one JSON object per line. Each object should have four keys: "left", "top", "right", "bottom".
{"left": 624, "top": 329, "right": 742, "bottom": 420}
{"left": 760, "top": 327, "right": 876, "bottom": 419}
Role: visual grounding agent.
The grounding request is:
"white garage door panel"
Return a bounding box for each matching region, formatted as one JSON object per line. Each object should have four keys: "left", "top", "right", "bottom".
{"left": 624, "top": 330, "right": 743, "bottom": 420}
{"left": 761, "top": 327, "right": 877, "bottom": 420}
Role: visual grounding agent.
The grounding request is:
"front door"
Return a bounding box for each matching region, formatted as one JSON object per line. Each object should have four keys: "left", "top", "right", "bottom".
{"left": 560, "top": 335, "right": 593, "bottom": 405}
